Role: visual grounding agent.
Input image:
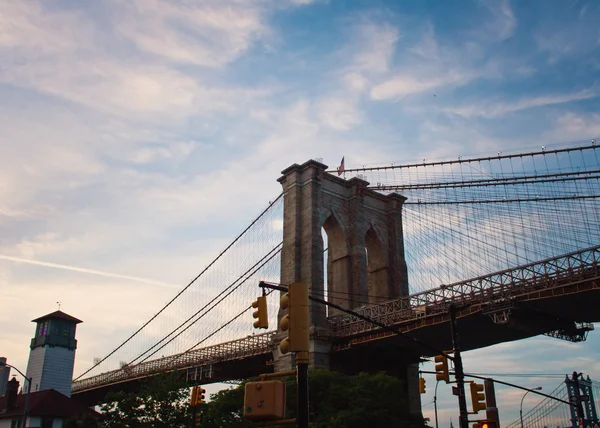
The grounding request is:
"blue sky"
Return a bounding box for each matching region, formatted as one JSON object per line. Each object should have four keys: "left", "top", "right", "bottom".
{"left": 1, "top": 0, "right": 599, "bottom": 425}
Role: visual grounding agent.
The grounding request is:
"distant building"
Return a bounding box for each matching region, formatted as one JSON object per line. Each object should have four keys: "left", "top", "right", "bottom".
{"left": 0, "top": 377, "right": 99, "bottom": 428}
{"left": 0, "top": 358, "right": 10, "bottom": 397}
{"left": 24, "top": 311, "right": 82, "bottom": 398}
{"left": 0, "top": 310, "right": 101, "bottom": 427}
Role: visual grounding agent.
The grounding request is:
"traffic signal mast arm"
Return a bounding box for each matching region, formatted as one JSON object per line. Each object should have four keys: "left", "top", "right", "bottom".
{"left": 258, "top": 281, "right": 454, "bottom": 361}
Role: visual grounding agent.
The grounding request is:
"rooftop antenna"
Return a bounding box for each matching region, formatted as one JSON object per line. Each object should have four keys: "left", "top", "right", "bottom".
{"left": 56, "top": 301, "right": 61, "bottom": 310}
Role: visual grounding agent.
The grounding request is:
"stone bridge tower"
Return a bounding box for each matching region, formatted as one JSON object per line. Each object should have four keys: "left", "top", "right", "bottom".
{"left": 274, "top": 160, "right": 410, "bottom": 369}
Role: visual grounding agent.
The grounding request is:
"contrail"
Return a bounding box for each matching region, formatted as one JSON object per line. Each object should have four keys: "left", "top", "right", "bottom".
{"left": 0, "top": 254, "right": 178, "bottom": 288}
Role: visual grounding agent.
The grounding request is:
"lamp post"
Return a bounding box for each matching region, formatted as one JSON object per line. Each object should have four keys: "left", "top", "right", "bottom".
{"left": 520, "top": 386, "right": 542, "bottom": 428}
{"left": 434, "top": 380, "right": 440, "bottom": 428}
{"left": 0, "top": 362, "right": 32, "bottom": 428}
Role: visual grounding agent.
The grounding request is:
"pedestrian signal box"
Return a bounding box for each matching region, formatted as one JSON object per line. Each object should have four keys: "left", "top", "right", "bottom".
{"left": 243, "top": 380, "right": 286, "bottom": 421}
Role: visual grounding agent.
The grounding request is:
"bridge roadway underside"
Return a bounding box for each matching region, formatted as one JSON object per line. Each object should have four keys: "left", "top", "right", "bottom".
{"left": 73, "top": 279, "right": 599, "bottom": 406}
{"left": 332, "top": 281, "right": 600, "bottom": 372}
{"left": 73, "top": 354, "right": 272, "bottom": 406}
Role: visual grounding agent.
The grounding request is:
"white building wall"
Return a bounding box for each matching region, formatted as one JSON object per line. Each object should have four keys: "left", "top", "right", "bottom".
{"left": 25, "top": 346, "right": 76, "bottom": 397}
{"left": 40, "top": 347, "right": 76, "bottom": 398}
{"left": 25, "top": 346, "right": 47, "bottom": 394}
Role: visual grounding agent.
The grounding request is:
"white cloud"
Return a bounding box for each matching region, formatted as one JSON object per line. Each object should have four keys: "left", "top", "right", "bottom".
{"left": 552, "top": 112, "right": 600, "bottom": 140}
{"left": 0, "top": 1, "right": 92, "bottom": 51}
{"left": 0, "top": 0, "right": 272, "bottom": 121}
{"left": 479, "top": 0, "right": 517, "bottom": 40}
{"left": 371, "top": 71, "right": 473, "bottom": 100}
{"left": 317, "top": 97, "right": 362, "bottom": 130}
{"left": 445, "top": 87, "right": 600, "bottom": 118}
{"left": 353, "top": 22, "right": 399, "bottom": 74}
{"left": 126, "top": 141, "right": 198, "bottom": 164}
{"left": 114, "top": 0, "right": 268, "bottom": 67}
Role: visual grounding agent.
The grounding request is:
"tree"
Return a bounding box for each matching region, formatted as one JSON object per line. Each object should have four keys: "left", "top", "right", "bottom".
{"left": 64, "top": 415, "right": 100, "bottom": 428}
{"left": 200, "top": 370, "right": 426, "bottom": 428}
{"left": 99, "top": 372, "right": 191, "bottom": 427}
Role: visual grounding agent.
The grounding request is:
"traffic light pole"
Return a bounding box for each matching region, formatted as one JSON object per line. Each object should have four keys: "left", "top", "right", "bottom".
{"left": 449, "top": 305, "right": 469, "bottom": 428}
{"left": 297, "top": 351, "right": 310, "bottom": 428}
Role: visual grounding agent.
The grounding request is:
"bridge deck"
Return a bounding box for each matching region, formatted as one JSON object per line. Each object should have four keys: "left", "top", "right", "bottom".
{"left": 72, "top": 331, "right": 275, "bottom": 394}
{"left": 72, "top": 246, "right": 600, "bottom": 400}
{"left": 330, "top": 245, "right": 600, "bottom": 338}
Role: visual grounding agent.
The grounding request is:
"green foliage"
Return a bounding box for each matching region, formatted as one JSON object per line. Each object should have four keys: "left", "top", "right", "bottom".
{"left": 201, "top": 385, "right": 254, "bottom": 428}
{"left": 63, "top": 415, "right": 100, "bottom": 428}
{"left": 200, "top": 370, "right": 425, "bottom": 428}
{"left": 99, "top": 372, "right": 191, "bottom": 427}
{"left": 96, "top": 370, "right": 425, "bottom": 428}
{"left": 308, "top": 370, "right": 423, "bottom": 428}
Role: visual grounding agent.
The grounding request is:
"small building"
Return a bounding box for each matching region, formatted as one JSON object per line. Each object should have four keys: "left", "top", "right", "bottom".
{"left": 25, "top": 311, "right": 82, "bottom": 398}
{"left": 0, "top": 377, "right": 100, "bottom": 428}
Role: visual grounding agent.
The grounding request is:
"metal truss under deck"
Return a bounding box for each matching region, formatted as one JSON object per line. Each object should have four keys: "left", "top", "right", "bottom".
{"left": 329, "top": 245, "right": 600, "bottom": 338}
{"left": 72, "top": 332, "right": 275, "bottom": 394}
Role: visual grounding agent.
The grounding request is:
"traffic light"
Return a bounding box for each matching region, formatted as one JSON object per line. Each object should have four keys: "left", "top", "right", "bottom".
{"left": 279, "top": 282, "right": 309, "bottom": 354}
{"left": 470, "top": 382, "right": 486, "bottom": 413}
{"left": 434, "top": 354, "right": 450, "bottom": 383}
{"left": 252, "top": 296, "right": 268, "bottom": 329}
{"left": 197, "top": 386, "right": 206, "bottom": 405}
{"left": 190, "top": 386, "right": 198, "bottom": 406}
{"left": 243, "top": 380, "right": 286, "bottom": 421}
{"left": 190, "top": 386, "right": 206, "bottom": 406}
{"left": 419, "top": 377, "right": 426, "bottom": 394}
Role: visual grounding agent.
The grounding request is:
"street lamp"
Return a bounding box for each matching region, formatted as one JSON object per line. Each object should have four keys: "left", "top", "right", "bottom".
{"left": 434, "top": 380, "right": 440, "bottom": 428}
{"left": 0, "top": 362, "right": 32, "bottom": 428}
{"left": 520, "top": 386, "right": 542, "bottom": 428}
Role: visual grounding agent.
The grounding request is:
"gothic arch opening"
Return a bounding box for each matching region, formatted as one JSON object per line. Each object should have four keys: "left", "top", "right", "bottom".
{"left": 365, "top": 227, "right": 389, "bottom": 304}
{"left": 322, "top": 214, "right": 347, "bottom": 316}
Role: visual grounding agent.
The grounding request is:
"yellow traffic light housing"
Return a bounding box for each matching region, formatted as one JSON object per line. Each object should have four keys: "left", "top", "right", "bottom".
{"left": 190, "top": 386, "right": 198, "bottom": 406}
{"left": 190, "top": 386, "right": 206, "bottom": 406}
{"left": 434, "top": 355, "right": 450, "bottom": 383}
{"left": 470, "top": 382, "right": 486, "bottom": 413}
{"left": 244, "top": 380, "right": 286, "bottom": 421}
{"left": 279, "top": 282, "right": 309, "bottom": 354}
{"left": 252, "top": 296, "right": 268, "bottom": 329}
{"left": 419, "top": 377, "right": 426, "bottom": 394}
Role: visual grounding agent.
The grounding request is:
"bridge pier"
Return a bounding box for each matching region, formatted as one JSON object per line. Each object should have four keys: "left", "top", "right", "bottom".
{"left": 273, "top": 160, "right": 419, "bottom": 414}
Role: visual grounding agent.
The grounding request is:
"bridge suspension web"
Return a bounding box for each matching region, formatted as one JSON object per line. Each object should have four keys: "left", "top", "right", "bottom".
{"left": 74, "top": 139, "right": 599, "bottom": 390}
{"left": 75, "top": 195, "right": 285, "bottom": 380}
{"left": 345, "top": 140, "right": 600, "bottom": 293}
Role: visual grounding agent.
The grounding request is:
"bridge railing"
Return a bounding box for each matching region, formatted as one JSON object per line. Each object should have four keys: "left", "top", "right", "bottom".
{"left": 72, "top": 331, "right": 276, "bottom": 393}
{"left": 330, "top": 245, "right": 600, "bottom": 337}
